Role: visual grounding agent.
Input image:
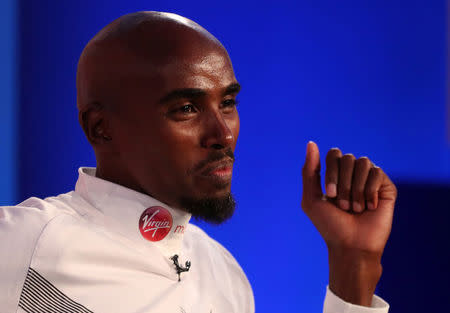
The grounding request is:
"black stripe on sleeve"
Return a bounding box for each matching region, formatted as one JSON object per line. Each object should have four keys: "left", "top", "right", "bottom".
{"left": 18, "top": 267, "right": 93, "bottom": 313}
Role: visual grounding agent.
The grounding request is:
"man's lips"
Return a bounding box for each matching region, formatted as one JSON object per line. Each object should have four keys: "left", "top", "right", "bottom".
{"left": 199, "top": 159, "right": 234, "bottom": 177}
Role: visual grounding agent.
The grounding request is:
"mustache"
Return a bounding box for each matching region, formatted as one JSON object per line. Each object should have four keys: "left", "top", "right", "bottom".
{"left": 192, "top": 148, "right": 235, "bottom": 173}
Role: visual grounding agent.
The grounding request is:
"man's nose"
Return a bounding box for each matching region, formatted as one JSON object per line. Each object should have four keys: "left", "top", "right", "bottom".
{"left": 201, "top": 111, "right": 234, "bottom": 149}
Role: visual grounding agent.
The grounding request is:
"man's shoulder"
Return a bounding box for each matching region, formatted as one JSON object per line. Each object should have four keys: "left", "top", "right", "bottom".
{"left": 1, "top": 192, "right": 80, "bottom": 228}
{"left": 0, "top": 192, "right": 83, "bottom": 309}
{"left": 0, "top": 191, "right": 90, "bottom": 252}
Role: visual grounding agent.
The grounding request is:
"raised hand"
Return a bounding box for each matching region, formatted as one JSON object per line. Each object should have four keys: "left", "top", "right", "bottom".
{"left": 301, "top": 141, "right": 397, "bottom": 306}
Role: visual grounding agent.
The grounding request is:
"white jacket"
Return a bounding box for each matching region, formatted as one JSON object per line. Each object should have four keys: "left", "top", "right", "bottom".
{"left": 0, "top": 167, "right": 389, "bottom": 313}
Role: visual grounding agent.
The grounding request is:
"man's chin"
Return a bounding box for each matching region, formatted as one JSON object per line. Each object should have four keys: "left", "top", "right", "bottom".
{"left": 179, "top": 193, "right": 236, "bottom": 225}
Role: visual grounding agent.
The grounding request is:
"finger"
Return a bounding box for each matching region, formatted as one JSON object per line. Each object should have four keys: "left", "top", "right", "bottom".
{"left": 325, "top": 148, "right": 342, "bottom": 198}
{"left": 302, "top": 141, "right": 323, "bottom": 204}
{"left": 364, "top": 166, "right": 383, "bottom": 210}
{"left": 337, "top": 153, "right": 356, "bottom": 211}
{"left": 351, "top": 157, "right": 372, "bottom": 213}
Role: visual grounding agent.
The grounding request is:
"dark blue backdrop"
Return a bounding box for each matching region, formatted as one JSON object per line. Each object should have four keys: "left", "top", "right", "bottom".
{"left": 0, "top": 0, "right": 16, "bottom": 205}
{"left": 1, "top": 0, "right": 448, "bottom": 312}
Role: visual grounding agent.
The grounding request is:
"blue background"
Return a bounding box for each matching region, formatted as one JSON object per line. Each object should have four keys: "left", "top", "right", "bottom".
{"left": 2, "top": 0, "right": 449, "bottom": 312}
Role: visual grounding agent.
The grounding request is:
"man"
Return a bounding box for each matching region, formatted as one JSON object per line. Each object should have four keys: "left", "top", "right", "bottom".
{"left": 0, "top": 11, "right": 397, "bottom": 313}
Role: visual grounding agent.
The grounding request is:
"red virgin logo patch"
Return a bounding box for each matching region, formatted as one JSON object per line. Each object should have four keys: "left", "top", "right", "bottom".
{"left": 139, "top": 206, "right": 173, "bottom": 242}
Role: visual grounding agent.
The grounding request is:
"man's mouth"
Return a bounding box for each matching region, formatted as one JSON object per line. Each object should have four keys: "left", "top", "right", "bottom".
{"left": 199, "top": 159, "right": 234, "bottom": 179}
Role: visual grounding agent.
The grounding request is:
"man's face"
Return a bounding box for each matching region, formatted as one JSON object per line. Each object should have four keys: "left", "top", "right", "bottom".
{"left": 107, "top": 45, "right": 240, "bottom": 222}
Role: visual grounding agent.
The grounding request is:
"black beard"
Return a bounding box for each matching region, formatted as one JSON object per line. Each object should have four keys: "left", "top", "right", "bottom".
{"left": 179, "top": 193, "right": 236, "bottom": 224}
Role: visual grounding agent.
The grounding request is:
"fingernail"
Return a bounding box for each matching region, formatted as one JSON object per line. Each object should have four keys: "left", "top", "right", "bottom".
{"left": 367, "top": 202, "right": 374, "bottom": 210}
{"left": 338, "top": 200, "right": 350, "bottom": 210}
{"left": 353, "top": 202, "right": 362, "bottom": 212}
{"left": 326, "top": 184, "right": 337, "bottom": 197}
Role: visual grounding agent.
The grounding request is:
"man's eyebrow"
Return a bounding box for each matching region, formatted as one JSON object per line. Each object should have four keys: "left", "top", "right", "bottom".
{"left": 158, "top": 83, "right": 241, "bottom": 104}
{"left": 223, "top": 83, "right": 241, "bottom": 96}
{"left": 158, "top": 88, "right": 206, "bottom": 104}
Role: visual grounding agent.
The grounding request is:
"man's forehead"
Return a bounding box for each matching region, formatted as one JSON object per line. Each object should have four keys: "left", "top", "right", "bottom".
{"left": 177, "top": 52, "right": 231, "bottom": 75}
{"left": 106, "top": 43, "right": 236, "bottom": 91}
{"left": 97, "top": 50, "right": 238, "bottom": 106}
{"left": 158, "top": 51, "right": 235, "bottom": 87}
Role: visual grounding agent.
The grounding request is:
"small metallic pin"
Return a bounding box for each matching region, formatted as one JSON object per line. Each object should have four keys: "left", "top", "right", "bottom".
{"left": 170, "top": 254, "right": 191, "bottom": 282}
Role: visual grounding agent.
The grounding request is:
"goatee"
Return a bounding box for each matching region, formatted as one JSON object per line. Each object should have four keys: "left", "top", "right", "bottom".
{"left": 180, "top": 193, "right": 236, "bottom": 224}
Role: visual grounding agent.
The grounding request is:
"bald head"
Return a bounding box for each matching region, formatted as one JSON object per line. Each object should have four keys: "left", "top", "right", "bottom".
{"left": 76, "top": 11, "right": 227, "bottom": 112}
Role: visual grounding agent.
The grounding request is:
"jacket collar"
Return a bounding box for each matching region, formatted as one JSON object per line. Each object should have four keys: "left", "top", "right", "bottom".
{"left": 74, "top": 167, "right": 192, "bottom": 257}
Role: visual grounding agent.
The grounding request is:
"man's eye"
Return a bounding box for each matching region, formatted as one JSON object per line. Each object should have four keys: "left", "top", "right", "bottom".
{"left": 178, "top": 104, "right": 196, "bottom": 113}
{"left": 222, "top": 99, "right": 238, "bottom": 108}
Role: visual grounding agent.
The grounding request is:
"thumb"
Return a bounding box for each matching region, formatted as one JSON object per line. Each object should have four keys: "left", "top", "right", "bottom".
{"left": 302, "top": 141, "right": 323, "bottom": 202}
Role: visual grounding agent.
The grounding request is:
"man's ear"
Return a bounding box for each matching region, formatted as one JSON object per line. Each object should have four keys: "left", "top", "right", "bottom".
{"left": 78, "top": 102, "right": 112, "bottom": 145}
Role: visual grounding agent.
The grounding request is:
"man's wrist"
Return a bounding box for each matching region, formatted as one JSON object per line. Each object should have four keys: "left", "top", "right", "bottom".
{"left": 328, "top": 247, "right": 383, "bottom": 307}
